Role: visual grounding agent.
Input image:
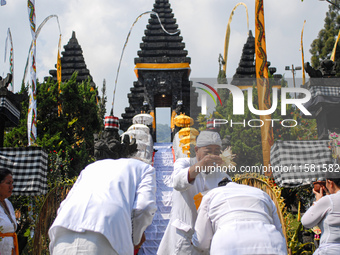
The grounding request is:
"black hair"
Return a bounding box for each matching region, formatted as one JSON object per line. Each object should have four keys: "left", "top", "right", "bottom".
{"left": 218, "top": 177, "right": 232, "bottom": 187}
{"left": 325, "top": 169, "right": 340, "bottom": 187}
{"left": 327, "top": 178, "right": 340, "bottom": 188}
{"left": 0, "top": 168, "right": 12, "bottom": 183}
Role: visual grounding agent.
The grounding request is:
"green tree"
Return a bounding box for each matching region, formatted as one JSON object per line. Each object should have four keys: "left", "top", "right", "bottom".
{"left": 98, "top": 79, "right": 107, "bottom": 130}
{"left": 310, "top": 1, "right": 340, "bottom": 75}
{"left": 215, "top": 84, "right": 264, "bottom": 168}
{"left": 5, "top": 72, "right": 102, "bottom": 177}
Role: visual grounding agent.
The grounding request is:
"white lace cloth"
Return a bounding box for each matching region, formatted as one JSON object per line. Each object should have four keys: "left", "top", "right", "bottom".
{"left": 122, "top": 124, "right": 154, "bottom": 163}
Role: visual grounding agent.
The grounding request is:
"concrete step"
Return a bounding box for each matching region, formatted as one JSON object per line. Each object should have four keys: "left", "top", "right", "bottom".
{"left": 139, "top": 142, "right": 174, "bottom": 255}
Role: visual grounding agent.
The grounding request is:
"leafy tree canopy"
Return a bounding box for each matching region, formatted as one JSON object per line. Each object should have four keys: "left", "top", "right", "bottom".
{"left": 4, "top": 72, "right": 103, "bottom": 177}
{"left": 310, "top": 0, "right": 340, "bottom": 75}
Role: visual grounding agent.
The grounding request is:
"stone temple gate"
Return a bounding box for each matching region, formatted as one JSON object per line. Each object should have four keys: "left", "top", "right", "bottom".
{"left": 120, "top": 0, "right": 200, "bottom": 141}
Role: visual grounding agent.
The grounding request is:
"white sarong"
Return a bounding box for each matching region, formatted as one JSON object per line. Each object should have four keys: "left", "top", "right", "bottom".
{"left": 50, "top": 227, "right": 118, "bottom": 255}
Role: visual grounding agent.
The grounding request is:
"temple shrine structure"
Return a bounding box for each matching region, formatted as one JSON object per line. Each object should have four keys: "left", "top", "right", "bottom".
{"left": 230, "top": 30, "right": 282, "bottom": 88}
{"left": 47, "top": 31, "right": 96, "bottom": 89}
{"left": 119, "top": 0, "right": 200, "bottom": 141}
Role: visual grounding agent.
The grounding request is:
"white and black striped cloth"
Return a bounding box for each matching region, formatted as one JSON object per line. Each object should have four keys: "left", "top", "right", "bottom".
{"left": 309, "top": 86, "right": 340, "bottom": 98}
{"left": 270, "top": 140, "right": 333, "bottom": 187}
{"left": 0, "top": 96, "right": 21, "bottom": 125}
{"left": 0, "top": 147, "right": 48, "bottom": 195}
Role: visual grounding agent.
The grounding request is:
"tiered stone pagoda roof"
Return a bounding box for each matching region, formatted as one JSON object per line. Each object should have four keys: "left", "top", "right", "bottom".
{"left": 231, "top": 30, "right": 281, "bottom": 86}
{"left": 230, "top": 30, "right": 256, "bottom": 86}
{"left": 134, "top": 0, "right": 190, "bottom": 64}
{"left": 120, "top": 0, "right": 200, "bottom": 133}
{"left": 47, "top": 31, "right": 95, "bottom": 87}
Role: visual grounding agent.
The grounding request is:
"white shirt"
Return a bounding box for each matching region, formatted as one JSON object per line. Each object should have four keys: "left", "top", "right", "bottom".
{"left": 301, "top": 190, "right": 340, "bottom": 255}
{"left": 49, "top": 158, "right": 157, "bottom": 255}
{"left": 0, "top": 199, "right": 17, "bottom": 255}
{"left": 157, "top": 157, "right": 229, "bottom": 255}
{"left": 192, "top": 183, "right": 287, "bottom": 255}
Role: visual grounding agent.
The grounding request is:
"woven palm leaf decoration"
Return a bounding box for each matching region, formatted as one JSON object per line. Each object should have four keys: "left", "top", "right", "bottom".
{"left": 32, "top": 182, "right": 74, "bottom": 254}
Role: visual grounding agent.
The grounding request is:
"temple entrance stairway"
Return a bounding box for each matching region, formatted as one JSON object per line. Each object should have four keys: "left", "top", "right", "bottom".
{"left": 139, "top": 142, "right": 174, "bottom": 255}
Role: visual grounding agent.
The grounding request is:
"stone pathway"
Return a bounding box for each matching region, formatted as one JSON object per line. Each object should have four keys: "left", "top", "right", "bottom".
{"left": 138, "top": 143, "right": 174, "bottom": 255}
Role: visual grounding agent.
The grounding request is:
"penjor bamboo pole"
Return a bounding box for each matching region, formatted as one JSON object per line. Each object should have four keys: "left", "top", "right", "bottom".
{"left": 255, "top": 0, "right": 274, "bottom": 176}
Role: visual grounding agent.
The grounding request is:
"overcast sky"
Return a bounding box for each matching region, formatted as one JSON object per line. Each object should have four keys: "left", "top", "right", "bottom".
{"left": 0, "top": 0, "right": 330, "bottom": 119}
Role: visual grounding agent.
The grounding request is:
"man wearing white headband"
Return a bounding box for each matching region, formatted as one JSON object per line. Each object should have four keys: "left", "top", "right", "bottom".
{"left": 158, "top": 131, "right": 230, "bottom": 255}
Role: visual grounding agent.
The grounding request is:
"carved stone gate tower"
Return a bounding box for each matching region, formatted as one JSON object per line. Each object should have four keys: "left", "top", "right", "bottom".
{"left": 120, "top": 0, "right": 200, "bottom": 141}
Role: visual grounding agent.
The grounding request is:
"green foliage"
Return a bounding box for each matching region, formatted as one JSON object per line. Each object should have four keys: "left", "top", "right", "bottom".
{"left": 98, "top": 80, "right": 107, "bottom": 130}
{"left": 5, "top": 72, "right": 102, "bottom": 176}
{"left": 288, "top": 220, "right": 315, "bottom": 255}
{"left": 289, "top": 113, "right": 318, "bottom": 141}
{"left": 47, "top": 150, "right": 72, "bottom": 187}
{"left": 282, "top": 185, "right": 315, "bottom": 213}
{"left": 196, "top": 113, "right": 213, "bottom": 131}
{"left": 4, "top": 73, "right": 102, "bottom": 253}
{"left": 310, "top": 1, "right": 340, "bottom": 75}
{"left": 216, "top": 85, "right": 261, "bottom": 167}
{"left": 3, "top": 85, "right": 29, "bottom": 147}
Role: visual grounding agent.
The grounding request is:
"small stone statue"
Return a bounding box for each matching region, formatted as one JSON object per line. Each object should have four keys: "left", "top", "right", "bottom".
{"left": 319, "top": 59, "right": 337, "bottom": 77}
{"left": 141, "top": 100, "right": 150, "bottom": 113}
{"left": 175, "top": 100, "right": 184, "bottom": 115}
{"left": 0, "top": 73, "right": 12, "bottom": 89}
{"left": 94, "top": 129, "right": 137, "bottom": 160}
{"left": 94, "top": 112, "right": 137, "bottom": 160}
{"left": 304, "top": 59, "right": 337, "bottom": 78}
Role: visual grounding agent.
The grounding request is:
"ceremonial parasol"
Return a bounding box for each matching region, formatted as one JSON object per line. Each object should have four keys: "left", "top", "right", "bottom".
{"left": 174, "top": 114, "right": 194, "bottom": 127}
{"left": 179, "top": 135, "right": 197, "bottom": 147}
{"left": 178, "top": 127, "right": 199, "bottom": 138}
{"left": 182, "top": 142, "right": 196, "bottom": 155}
{"left": 127, "top": 123, "right": 150, "bottom": 133}
{"left": 133, "top": 113, "right": 154, "bottom": 126}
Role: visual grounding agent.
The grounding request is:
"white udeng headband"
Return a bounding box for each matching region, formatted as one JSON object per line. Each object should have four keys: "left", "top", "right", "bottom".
{"left": 196, "top": 131, "right": 222, "bottom": 148}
